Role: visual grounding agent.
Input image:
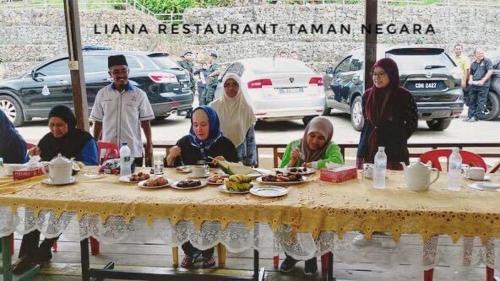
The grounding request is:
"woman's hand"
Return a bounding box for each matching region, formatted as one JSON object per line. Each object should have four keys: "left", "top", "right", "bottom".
{"left": 290, "top": 148, "right": 301, "bottom": 167}
{"left": 211, "top": 156, "right": 225, "bottom": 166}
{"left": 28, "top": 146, "right": 41, "bottom": 157}
{"left": 166, "top": 146, "right": 181, "bottom": 167}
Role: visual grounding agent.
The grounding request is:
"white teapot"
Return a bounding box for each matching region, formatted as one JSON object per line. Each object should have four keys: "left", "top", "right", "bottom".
{"left": 44, "top": 154, "right": 73, "bottom": 184}
{"left": 401, "top": 161, "right": 440, "bottom": 192}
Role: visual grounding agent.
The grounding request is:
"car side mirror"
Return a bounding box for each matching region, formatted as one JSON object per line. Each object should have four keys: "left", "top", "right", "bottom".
{"left": 31, "top": 69, "right": 42, "bottom": 82}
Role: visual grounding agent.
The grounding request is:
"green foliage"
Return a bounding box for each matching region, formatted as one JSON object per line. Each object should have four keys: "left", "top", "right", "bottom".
{"left": 137, "top": 0, "right": 235, "bottom": 14}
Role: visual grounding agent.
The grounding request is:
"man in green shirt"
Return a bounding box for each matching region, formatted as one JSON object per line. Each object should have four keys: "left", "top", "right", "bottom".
{"left": 451, "top": 44, "right": 470, "bottom": 90}
{"left": 200, "top": 53, "right": 220, "bottom": 105}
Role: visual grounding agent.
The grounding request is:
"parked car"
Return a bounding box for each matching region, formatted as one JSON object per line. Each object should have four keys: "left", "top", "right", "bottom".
{"left": 324, "top": 46, "right": 464, "bottom": 131}
{"left": 0, "top": 49, "right": 193, "bottom": 126}
{"left": 481, "top": 51, "right": 500, "bottom": 120}
{"left": 214, "top": 57, "right": 325, "bottom": 126}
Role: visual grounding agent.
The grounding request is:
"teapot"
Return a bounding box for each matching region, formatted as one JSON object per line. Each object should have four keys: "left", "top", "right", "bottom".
{"left": 43, "top": 154, "right": 73, "bottom": 184}
{"left": 401, "top": 161, "right": 440, "bottom": 192}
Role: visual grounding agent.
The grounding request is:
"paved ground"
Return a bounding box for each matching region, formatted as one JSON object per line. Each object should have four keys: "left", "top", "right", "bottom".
{"left": 15, "top": 110, "right": 500, "bottom": 146}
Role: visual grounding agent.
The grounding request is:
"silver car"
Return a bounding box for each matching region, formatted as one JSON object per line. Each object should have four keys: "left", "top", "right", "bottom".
{"left": 214, "top": 57, "right": 325, "bottom": 126}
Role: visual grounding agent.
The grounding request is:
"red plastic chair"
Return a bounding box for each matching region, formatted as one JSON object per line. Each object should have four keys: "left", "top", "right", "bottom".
{"left": 97, "top": 141, "right": 120, "bottom": 164}
{"left": 419, "top": 149, "right": 490, "bottom": 281}
{"left": 420, "top": 149, "right": 487, "bottom": 172}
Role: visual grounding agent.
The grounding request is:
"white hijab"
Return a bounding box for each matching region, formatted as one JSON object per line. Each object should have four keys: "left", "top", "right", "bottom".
{"left": 210, "top": 73, "right": 256, "bottom": 147}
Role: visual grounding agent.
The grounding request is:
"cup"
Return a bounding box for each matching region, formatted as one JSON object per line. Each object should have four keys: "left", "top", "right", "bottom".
{"left": 362, "top": 163, "right": 374, "bottom": 179}
{"left": 466, "top": 167, "right": 485, "bottom": 181}
{"left": 191, "top": 165, "right": 208, "bottom": 178}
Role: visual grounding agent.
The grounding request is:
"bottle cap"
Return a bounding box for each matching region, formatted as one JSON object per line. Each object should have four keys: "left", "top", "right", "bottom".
{"left": 121, "top": 142, "right": 127, "bottom": 146}
{"left": 378, "top": 146, "right": 385, "bottom": 151}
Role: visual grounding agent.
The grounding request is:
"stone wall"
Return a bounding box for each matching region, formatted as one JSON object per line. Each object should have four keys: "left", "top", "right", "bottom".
{"left": 0, "top": 4, "right": 499, "bottom": 79}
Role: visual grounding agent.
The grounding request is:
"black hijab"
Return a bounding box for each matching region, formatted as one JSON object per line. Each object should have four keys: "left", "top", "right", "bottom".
{"left": 38, "top": 105, "right": 93, "bottom": 161}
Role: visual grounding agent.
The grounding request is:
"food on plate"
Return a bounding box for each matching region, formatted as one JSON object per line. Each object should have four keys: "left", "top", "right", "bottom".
{"left": 287, "top": 167, "right": 307, "bottom": 173}
{"left": 143, "top": 176, "right": 168, "bottom": 187}
{"left": 207, "top": 174, "right": 226, "bottom": 185}
{"left": 224, "top": 175, "right": 252, "bottom": 191}
{"left": 176, "top": 179, "right": 202, "bottom": 188}
{"left": 261, "top": 173, "right": 303, "bottom": 182}
{"left": 217, "top": 160, "right": 255, "bottom": 175}
{"left": 130, "top": 172, "right": 150, "bottom": 182}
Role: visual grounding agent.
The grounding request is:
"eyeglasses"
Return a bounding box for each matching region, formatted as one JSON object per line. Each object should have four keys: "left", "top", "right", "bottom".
{"left": 372, "top": 72, "right": 387, "bottom": 77}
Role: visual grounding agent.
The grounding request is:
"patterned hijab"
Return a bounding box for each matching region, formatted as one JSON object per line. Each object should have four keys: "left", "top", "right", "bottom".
{"left": 188, "top": 106, "right": 223, "bottom": 155}
{"left": 301, "top": 116, "right": 334, "bottom": 162}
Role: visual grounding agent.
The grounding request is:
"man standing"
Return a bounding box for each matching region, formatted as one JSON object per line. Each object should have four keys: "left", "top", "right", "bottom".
{"left": 466, "top": 48, "right": 494, "bottom": 122}
{"left": 90, "top": 55, "right": 154, "bottom": 166}
{"left": 451, "top": 44, "right": 470, "bottom": 98}
{"left": 178, "top": 51, "right": 196, "bottom": 117}
{"left": 200, "top": 53, "right": 221, "bottom": 105}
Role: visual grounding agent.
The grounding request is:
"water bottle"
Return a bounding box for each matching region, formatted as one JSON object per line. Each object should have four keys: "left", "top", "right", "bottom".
{"left": 373, "top": 146, "right": 387, "bottom": 189}
{"left": 448, "top": 147, "right": 462, "bottom": 191}
{"left": 119, "top": 142, "right": 132, "bottom": 177}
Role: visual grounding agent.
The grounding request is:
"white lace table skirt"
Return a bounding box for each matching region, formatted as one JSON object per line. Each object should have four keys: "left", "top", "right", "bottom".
{"left": 0, "top": 205, "right": 498, "bottom": 270}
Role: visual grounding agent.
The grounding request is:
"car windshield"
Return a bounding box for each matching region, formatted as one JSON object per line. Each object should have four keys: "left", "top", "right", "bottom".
{"left": 387, "top": 53, "right": 455, "bottom": 72}
{"left": 249, "top": 59, "right": 312, "bottom": 74}
{"left": 149, "top": 55, "right": 182, "bottom": 69}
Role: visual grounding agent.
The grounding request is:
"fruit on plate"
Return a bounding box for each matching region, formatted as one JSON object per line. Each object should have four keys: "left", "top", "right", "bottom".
{"left": 217, "top": 160, "right": 255, "bottom": 175}
{"left": 224, "top": 175, "right": 252, "bottom": 191}
{"left": 72, "top": 161, "right": 85, "bottom": 175}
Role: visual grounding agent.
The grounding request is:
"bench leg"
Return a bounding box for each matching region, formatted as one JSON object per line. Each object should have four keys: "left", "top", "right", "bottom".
{"left": 172, "top": 246, "right": 179, "bottom": 267}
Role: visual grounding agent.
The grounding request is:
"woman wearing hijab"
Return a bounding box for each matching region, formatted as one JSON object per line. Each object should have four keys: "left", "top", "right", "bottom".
{"left": 0, "top": 110, "right": 28, "bottom": 164}
{"left": 210, "top": 73, "right": 257, "bottom": 166}
{"left": 166, "top": 106, "right": 237, "bottom": 268}
{"left": 278, "top": 116, "right": 343, "bottom": 275}
{"left": 356, "top": 58, "right": 418, "bottom": 171}
{"left": 280, "top": 116, "right": 343, "bottom": 170}
{"left": 13, "top": 105, "right": 98, "bottom": 274}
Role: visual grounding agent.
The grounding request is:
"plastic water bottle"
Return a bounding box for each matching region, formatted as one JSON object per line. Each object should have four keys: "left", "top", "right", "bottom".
{"left": 119, "top": 143, "right": 132, "bottom": 177}
{"left": 373, "top": 146, "right": 387, "bottom": 189}
{"left": 448, "top": 147, "right": 462, "bottom": 191}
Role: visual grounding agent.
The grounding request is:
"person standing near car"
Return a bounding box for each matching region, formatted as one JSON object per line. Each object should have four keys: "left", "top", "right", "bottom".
{"left": 451, "top": 44, "right": 470, "bottom": 108}
{"left": 194, "top": 62, "right": 208, "bottom": 106}
{"left": 200, "top": 53, "right": 221, "bottom": 105}
{"left": 90, "top": 55, "right": 155, "bottom": 166}
{"left": 178, "top": 51, "right": 196, "bottom": 118}
{"left": 466, "top": 48, "right": 494, "bottom": 122}
{"left": 356, "top": 58, "right": 418, "bottom": 170}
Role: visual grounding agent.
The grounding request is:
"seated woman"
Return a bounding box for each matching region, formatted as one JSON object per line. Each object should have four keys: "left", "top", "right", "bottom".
{"left": 279, "top": 116, "right": 343, "bottom": 275}
{"left": 166, "top": 106, "right": 238, "bottom": 268}
{"left": 0, "top": 110, "right": 28, "bottom": 164}
{"left": 210, "top": 73, "right": 257, "bottom": 166}
{"left": 13, "top": 105, "right": 98, "bottom": 274}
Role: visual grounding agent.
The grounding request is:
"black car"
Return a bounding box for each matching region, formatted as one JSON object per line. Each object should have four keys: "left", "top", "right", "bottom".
{"left": 0, "top": 49, "right": 193, "bottom": 126}
{"left": 324, "top": 46, "right": 464, "bottom": 131}
{"left": 482, "top": 51, "right": 500, "bottom": 120}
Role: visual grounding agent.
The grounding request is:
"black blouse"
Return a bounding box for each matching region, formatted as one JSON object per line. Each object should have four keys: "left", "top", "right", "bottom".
{"left": 174, "top": 135, "right": 238, "bottom": 166}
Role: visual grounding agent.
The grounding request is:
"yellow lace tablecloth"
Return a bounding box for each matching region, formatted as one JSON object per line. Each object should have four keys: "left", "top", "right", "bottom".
{"left": 0, "top": 169, "right": 499, "bottom": 243}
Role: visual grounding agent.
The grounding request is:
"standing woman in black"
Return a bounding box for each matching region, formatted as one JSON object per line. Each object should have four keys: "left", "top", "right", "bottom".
{"left": 356, "top": 58, "right": 418, "bottom": 170}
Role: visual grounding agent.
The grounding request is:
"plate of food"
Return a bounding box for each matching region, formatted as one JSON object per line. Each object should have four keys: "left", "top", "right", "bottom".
{"left": 120, "top": 172, "right": 150, "bottom": 183}
{"left": 138, "top": 176, "right": 170, "bottom": 189}
{"left": 219, "top": 175, "right": 253, "bottom": 194}
{"left": 171, "top": 179, "right": 207, "bottom": 190}
{"left": 256, "top": 173, "right": 306, "bottom": 186}
{"left": 278, "top": 167, "right": 316, "bottom": 176}
{"left": 176, "top": 166, "right": 192, "bottom": 173}
{"left": 207, "top": 174, "right": 227, "bottom": 185}
{"left": 250, "top": 185, "right": 288, "bottom": 198}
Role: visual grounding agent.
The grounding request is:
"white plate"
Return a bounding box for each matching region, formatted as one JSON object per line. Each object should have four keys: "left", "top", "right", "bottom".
{"left": 42, "top": 177, "right": 76, "bottom": 186}
{"left": 137, "top": 178, "right": 171, "bottom": 189}
{"left": 250, "top": 186, "right": 288, "bottom": 198}
{"left": 119, "top": 175, "right": 149, "bottom": 183}
{"left": 218, "top": 185, "right": 251, "bottom": 194}
{"left": 277, "top": 167, "right": 316, "bottom": 175}
{"left": 188, "top": 172, "right": 210, "bottom": 179}
{"left": 464, "top": 175, "right": 491, "bottom": 181}
{"left": 255, "top": 176, "right": 306, "bottom": 186}
{"left": 171, "top": 180, "right": 207, "bottom": 190}
{"left": 176, "top": 166, "right": 192, "bottom": 173}
{"left": 82, "top": 173, "right": 105, "bottom": 179}
{"left": 468, "top": 182, "right": 500, "bottom": 191}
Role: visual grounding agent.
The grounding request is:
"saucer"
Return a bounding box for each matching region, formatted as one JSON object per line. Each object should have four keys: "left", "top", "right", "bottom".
{"left": 464, "top": 175, "right": 491, "bottom": 181}
{"left": 42, "top": 177, "right": 76, "bottom": 186}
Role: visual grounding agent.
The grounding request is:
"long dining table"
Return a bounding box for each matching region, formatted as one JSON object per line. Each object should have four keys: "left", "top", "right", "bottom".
{"left": 0, "top": 167, "right": 499, "bottom": 281}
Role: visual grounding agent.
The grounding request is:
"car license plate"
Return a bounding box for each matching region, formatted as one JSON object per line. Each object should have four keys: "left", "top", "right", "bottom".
{"left": 414, "top": 82, "right": 437, "bottom": 89}
{"left": 278, "top": 87, "right": 303, "bottom": 94}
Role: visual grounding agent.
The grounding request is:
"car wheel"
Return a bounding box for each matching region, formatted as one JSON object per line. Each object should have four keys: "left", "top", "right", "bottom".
{"left": 302, "top": 115, "right": 316, "bottom": 126}
{"left": 154, "top": 114, "right": 170, "bottom": 121}
{"left": 426, "top": 118, "right": 452, "bottom": 131}
{"left": 350, "top": 96, "right": 364, "bottom": 131}
{"left": 482, "top": 91, "right": 500, "bottom": 121}
{"left": 0, "top": 95, "right": 24, "bottom": 126}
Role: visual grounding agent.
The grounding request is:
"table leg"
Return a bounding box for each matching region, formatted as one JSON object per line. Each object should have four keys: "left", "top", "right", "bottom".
{"left": 2, "top": 235, "right": 13, "bottom": 281}
{"left": 217, "top": 244, "right": 227, "bottom": 268}
{"left": 80, "top": 238, "right": 90, "bottom": 281}
{"left": 172, "top": 246, "right": 179, "bottom": 268}
{"left": 253, "top": 249, "right": 259, "bottom": 280}
{"left": 327, "top": 252, "right": 335, "bottom": 281}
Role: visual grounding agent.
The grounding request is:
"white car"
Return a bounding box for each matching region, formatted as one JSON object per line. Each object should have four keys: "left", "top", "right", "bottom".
{"left": 214, "top": 57, "right": 325, "bottom": 125}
